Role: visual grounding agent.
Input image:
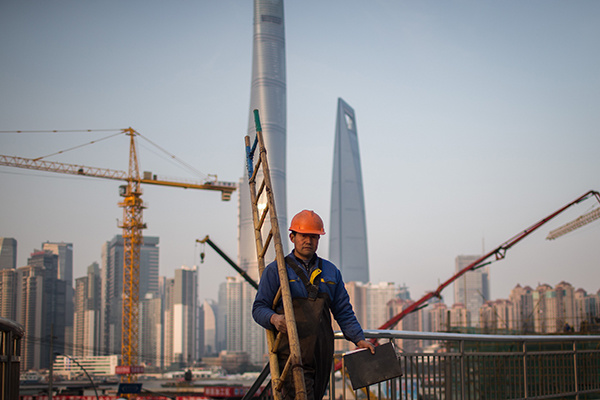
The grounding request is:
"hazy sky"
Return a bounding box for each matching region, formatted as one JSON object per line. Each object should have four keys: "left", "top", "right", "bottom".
{"left": 1, "top": 1, "right": 599, "bottom": 303}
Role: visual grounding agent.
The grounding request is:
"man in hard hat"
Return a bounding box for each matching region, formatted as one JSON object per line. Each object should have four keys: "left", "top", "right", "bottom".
{"left": 253, "top": 210, "right": 374, "bottom": 400}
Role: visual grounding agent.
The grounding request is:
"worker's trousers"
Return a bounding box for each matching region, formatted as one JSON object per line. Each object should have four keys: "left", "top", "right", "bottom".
{"left": 277, "top": 294, "right": 334, "bottom": 400}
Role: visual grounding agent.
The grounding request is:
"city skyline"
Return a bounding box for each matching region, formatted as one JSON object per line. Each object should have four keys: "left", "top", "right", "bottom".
{"left": 1, "top": 2, "right": 599, "bottom": 303}
{"left": 1, "top": 234, "right": 598, "bottom": 370}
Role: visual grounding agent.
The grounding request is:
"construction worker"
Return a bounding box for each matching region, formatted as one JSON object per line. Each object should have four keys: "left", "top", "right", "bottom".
{"left": 252, "top": 209, "right": 374, "bottom": 400}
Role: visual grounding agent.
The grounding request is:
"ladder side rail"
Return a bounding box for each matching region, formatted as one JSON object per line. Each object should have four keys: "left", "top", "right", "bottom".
{"left": 245, "top": 135, "right": 284, "bottom": 400}
{"left": 254, "top": 127, "right": 308, "bottom": 400}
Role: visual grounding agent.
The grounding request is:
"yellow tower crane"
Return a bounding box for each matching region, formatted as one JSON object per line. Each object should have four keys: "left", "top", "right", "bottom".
{"left": 0, "top": 127, "right": 236, "bottom": 382}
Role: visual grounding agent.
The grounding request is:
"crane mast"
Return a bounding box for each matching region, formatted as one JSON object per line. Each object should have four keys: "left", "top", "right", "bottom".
{"left": 0, "top": 127, "right": 237, "bottom": 383}
{"left": 119, "top": 128, "right": 144, "bottom": 381}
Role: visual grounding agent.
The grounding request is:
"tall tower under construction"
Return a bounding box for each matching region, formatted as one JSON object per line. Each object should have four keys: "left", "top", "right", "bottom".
{"left": 238, "top": 0, "right": 288, "bottom": 281}
{"left": 235, "top": 0, "right": 287, "bottom": 364}
{"left": 329, "top": 98, "right": 370, "bottom": 283}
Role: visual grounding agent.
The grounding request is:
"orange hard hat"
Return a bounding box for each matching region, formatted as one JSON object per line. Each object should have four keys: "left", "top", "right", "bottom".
{"left": 289, "top": 210, "right": 325, "bottom": 235}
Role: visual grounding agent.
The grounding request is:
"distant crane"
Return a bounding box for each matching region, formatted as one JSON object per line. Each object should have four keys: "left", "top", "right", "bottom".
{"left": 0, "top": 127, "right": 237, "bottom": 382}
{"left": 377, "top": 189, "right": 600, "bottom": 332}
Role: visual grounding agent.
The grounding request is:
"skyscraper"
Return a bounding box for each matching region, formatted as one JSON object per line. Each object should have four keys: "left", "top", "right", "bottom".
{"left": 0, "top": 268, "right": 17, "bottom": 320}
{"left": 201, "top": 299, "right": 218, "bottom": 357}
{"left": 17, "top": 250, "right": 67, "bottom": 369}
{"left": 238, "top": 0, "right": 288, "bottom": 283}
{"left": 0, "top": 238, "right": 17, "bottom": 270}
{"left": 453, "top": 254, "right": 489, "bottom": 327}
{"left": 233, "top": 0, "right": 287, "bottom": 365}
{"left": 100, "top": 235, "right": 159, "bottom": 355}
{"left": 73, "top": 262, "right": 101, "bottom": 357}
{"left": 164, "top": 266, "right": 198, "bottom": 368}
{"left": 140, "top": 292, "right": 163, "bottom": 369}
{"left": 16, "top": 264, "right": 45, "bottom": 370}
{"left": 42, "top": 241, "right": 73, "bottom": 285}
{"left": 329, "top": 98, "right": 370, "bottom": 283}
{"left": 0, "top": 238, "right": 17, "bottom": 321}
{"left": 42, "top": 241, "right": 74, "bottom": 353}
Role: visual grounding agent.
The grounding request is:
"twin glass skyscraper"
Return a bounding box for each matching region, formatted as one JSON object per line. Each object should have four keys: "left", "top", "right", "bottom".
{"left": 238, "top": 2, "right": 369, "bottom": 285}
{"left": 234, "top": 0, "right": 369, "bottom": 364}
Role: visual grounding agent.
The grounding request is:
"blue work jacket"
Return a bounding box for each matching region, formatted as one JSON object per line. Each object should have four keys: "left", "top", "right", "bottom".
{"left": 252, "top": 252, "right": 366, "bottom": 345}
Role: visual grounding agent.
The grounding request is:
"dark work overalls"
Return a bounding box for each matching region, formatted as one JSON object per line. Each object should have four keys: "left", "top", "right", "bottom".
{"left": 276, "top": 255, "right": 335, "bottom": 400}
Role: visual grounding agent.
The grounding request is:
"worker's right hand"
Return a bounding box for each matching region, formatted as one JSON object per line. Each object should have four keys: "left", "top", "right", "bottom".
{"left": 270, "top": 313, "right": 287, "bottom": 333}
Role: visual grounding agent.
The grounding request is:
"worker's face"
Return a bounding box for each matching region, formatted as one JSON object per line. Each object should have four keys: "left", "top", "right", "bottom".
{"left": 290, "top": 232, "right": 320, "bottom": 261}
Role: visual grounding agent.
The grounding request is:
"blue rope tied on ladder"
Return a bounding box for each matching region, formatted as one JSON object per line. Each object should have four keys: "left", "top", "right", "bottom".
{"left": 245, "top": 109, "right": 261, "bottom": 178}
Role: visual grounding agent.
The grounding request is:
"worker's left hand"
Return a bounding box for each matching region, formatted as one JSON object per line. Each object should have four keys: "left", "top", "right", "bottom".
{"left": 356, "top": 339, "right": 375, "bottom": 354}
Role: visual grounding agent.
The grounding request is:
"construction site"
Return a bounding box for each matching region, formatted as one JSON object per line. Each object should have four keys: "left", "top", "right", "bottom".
{"left": 2, "top": 1, "right": 600, "bottom": 400}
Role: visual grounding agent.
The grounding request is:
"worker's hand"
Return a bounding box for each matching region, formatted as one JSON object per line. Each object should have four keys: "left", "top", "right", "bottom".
{"left": 270, "top": 313, "right": 287, "bottom": 333}
{"left": 356, "top": 340, "right": 375, "bottom": 354}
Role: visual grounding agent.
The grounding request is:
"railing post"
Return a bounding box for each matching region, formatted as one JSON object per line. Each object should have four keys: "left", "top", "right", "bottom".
{"left": 459, "top": 340, "right": 465, "bottom": 400}
{"left": 573, "top": 341, "right": 579, "bottom": 400}
{"left": 342, "top": 354, "right": 347, "bottom": 400}
{"left": 522, "top": 341, "right": 528, "bottom": 399}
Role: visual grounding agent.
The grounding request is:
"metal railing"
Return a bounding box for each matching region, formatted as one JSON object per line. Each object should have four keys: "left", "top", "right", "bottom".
{"left": 332, "top": 330, "right": 600, "bottom": 400}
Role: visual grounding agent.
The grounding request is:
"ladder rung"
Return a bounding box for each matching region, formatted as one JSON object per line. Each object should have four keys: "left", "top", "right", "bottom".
{"left": 273, "top": 331, "right": 283, "bottom": 352}
{"left": 249, "top": 152, "right": 262, "bottom": 183}
{"left": 272, "top": 288, "right": 282, "bottom": 310}
{"left": 258, "top": 203, "right": 270, "bottom": 231}
{"left": 256, "top": 178, "right": 267, "bottom": 201}
{"left": 259, "top": 231, "right": 273, "bottom": 260}
{"left": 276, "top": 357, "right": 294, "bottom": 392}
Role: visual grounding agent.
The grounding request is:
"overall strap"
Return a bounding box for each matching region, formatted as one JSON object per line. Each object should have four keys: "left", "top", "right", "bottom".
{"left": 285, "top": 255, "right": 322, "bottom": 300}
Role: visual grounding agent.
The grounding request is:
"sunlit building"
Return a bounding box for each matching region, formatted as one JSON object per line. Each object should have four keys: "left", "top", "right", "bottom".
{"left": 509, "top": 284, "right": 535, "bottom": 333}
{"left": 164, "top": 266, "right": 198, "bottom": 368}
{"left": 73, "top": 263, "right": 101, "bottom": 357}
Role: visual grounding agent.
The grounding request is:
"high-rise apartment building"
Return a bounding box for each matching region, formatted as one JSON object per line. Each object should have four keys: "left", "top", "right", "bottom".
{"left": 386, "top": 298, "right": 421, "bottom": 352}
{"left": 164, "top": 266, "right": 198, "bottom": 368}
{"left": 16, "top": 264, "right": 46, "bottom": 371}
{"left": 42, "top": 241, "right": 74, "bottom": 353}
{"left": 0, "top": 238, "right": 17, "bottom": 270}
{"left": 575, "top": 288, "right": 600, "bottom": 329}
{"left": 329, "top": 98, "right": 369, "bottom": 284}
{"left": 0, "top": 268, "right": 18, "bottom": 320}
{"left": 453, "top": 254, "right": 489, "bottom": 327}
{"left": 224, "top": 277, "right": 243, "bottom": 353}
{"left": 16, "top": 250, "right": 67, "bottom": 370}
{"left": 480, "top": 299, "right": 511, "bottom": 332}
{"left": 217, "top": 282, "right": 228, "bottom": 354}
{"left": 100, "top": 235, "right": 159, "bottom": 355}
{"left": 201, "top": 299, "right": 218, "bottom": 357}
{"left": 532, "top": 283, "right": 555, "bottom": 333}
{"left": 555, "top": 281, "right": 576, "bottom": 331}
{"left": 140, "top": 292, "right": 163, "bottom": 369}
{"left": 0, "top": 238, "right": 18, "bottom": 321}
{"left": 336, "top": 282, "right": 398, "bottom": 352}
{"left": 509, "top": 284, "right": 535, "bottom": 333}
{"left": 73, "top": 263, "right": 101, "bottom": 357}
{"left": 428, "top": 302, "right": 450, "bottom": 333}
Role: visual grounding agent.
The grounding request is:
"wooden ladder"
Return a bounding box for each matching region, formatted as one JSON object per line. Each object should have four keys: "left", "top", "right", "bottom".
{"left": 245, "top": 109, "right": 307, "bottom": 400}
